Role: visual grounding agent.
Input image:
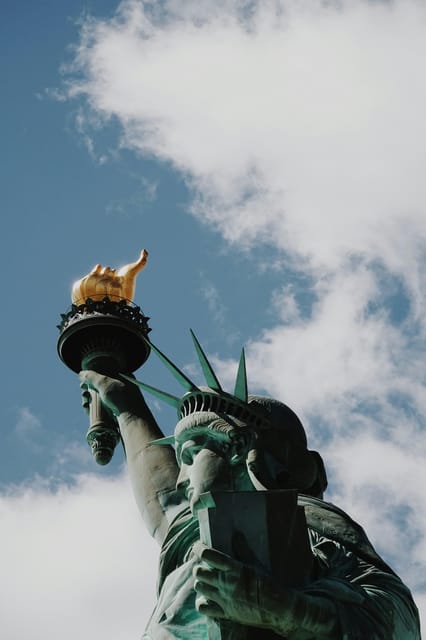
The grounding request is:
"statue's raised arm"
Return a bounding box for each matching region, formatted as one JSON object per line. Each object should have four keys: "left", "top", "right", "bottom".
{"left": 80, "top": 368, "right": 182, "bottom": 544}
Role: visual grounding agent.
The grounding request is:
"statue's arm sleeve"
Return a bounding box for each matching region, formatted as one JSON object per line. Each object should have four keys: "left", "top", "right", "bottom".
{"left": 336, "top": 564, "right": 421, "bottom": 639}
{"left": 306, "top": 536, "right": 421, "bottom": 639}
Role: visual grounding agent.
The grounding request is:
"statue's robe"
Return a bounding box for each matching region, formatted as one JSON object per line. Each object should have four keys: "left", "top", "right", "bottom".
{"left": 142, "top": 495, "right": 421, "bottom": 639}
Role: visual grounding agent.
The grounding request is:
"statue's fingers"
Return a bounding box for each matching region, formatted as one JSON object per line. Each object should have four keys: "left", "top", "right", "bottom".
{"left": 79, "top": 369, "right": 106, "bottom": 392}
{"left": 199, "top": 547, "right": 236, "bottom": 572}
{"left": 192, "top": 540, "right": 209, "bottom": 559}
{"left": 194, "top": 579, "right": 218, "bottom": 596}
{"left": 79, "top": 370, "right": 92, "bottom": 389}
{"left": 193, "top": 565, "right": 220, "bottom": 587}
{"left": 195, "top": 595, "right": 225, "bottom": 619}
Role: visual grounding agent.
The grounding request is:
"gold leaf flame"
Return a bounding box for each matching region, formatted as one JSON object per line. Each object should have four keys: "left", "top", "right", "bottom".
{"left": 71, "top": 249, "right": 148, "bottom": 304}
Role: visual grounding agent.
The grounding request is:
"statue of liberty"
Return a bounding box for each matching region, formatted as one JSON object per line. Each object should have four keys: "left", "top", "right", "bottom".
{"left": 68, "top": 252, "right": 420, "bottom": 639}
{"left": 80, "top": 332, "right": 421, "bottom": 639}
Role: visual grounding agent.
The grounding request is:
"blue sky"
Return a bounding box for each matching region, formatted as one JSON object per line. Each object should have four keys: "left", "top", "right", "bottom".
{"left": 2, "top": 1, "right": 425, "bottom": 637}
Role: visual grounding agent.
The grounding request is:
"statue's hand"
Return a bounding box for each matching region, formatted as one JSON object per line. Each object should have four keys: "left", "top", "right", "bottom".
{"left": 193, "top": 543, "right": 338, "bottom": 637}
{"left": 193, "top": 543, "right": 270, "bottom": 628}
{"left": 79, "top": 370, "right": 146, "bottom": 418}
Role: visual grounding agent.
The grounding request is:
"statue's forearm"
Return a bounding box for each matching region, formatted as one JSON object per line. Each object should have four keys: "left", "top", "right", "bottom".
{"left": 117, "top": 407, "right": 180, "bottom": 544}
{"left": 271, "top": 590, "right": 339, "bottom": 638}
{"left": 79, "top": 368, "right": 182, "bottom": 544}
{"left": 195, "top": 545, "right": 340, "bottom": 639}
{"left": 252, "top": 577, "right": 340, "bottom": 638}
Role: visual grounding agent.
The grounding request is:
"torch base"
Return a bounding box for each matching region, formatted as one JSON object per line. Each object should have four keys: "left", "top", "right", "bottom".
{"left": 57, "top": 297, "right": 151, "bottom": 374}
{"left": 57, "top": 297, "right": 151, "bottom": 466}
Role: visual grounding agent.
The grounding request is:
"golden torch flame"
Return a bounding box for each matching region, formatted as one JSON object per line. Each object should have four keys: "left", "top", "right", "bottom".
{"left": 71, "top": 249, "right": 148, "bottom": 305}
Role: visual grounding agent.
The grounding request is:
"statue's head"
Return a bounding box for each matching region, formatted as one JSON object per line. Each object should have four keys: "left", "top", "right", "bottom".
{"left": 172, "top": 395, "right": 327, "bottom": 512}
{"left": 127, "top": 332, "right": 327, "bottom": 512}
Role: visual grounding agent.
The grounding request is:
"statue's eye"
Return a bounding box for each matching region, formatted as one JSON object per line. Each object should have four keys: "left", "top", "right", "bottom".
{"left": 180, "top": 441, "right": 201, "bottom": 465}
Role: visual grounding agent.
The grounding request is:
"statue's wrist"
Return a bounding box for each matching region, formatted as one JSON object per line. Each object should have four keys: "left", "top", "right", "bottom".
{"left": 254, "top": 581, "right": 338, "bottom": 638}
{"left": 116, "top": 406, "right": 148, "bottom": 424}
{"left": 116, "top": 401, "right": 163, "bottom": 440}
{"left": 280, "top": 591, "right": 339, "bottom": 638}
{"left": 114, "top": 396, "right": 150, "bottom": 421}
{"left": 258, "top": 583, "right": 301, "bottom": 636}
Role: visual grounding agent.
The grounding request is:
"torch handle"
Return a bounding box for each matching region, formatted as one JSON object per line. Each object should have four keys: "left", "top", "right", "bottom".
{"left": 86, "top": 388, "right": 121, "bottom": 466}
{"left": 87, "top": 387, "right": 112, "bottom": 428}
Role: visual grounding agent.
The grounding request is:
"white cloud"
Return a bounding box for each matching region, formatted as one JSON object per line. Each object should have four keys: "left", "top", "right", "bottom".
{"left": 200, "top": 278, "right": 227, "bottom": 326}
{"left": 324, "top": 433, "right": 426, "bottom": 610}
{"left": 73, "top": 107, "right": 110, "bottom": 164}
{"left": 67, "top": 0, "right": 426, "bottom": 301}
{"left": 15, "top": 407, "right": 43, "bottom": 451}
{"left": 246, "top": 266, "right": 410, "bottom": 413}
{"left": 105, "top": 174, "right": 158, "bottom": 217}
{"left": 51, "top": 440, "right": 94, "bottom": 471}
{"left": 63, "top": 0, "right": 426, "bottom": 630}
{"left": 0, "top": 472, "right": 158, "bottom": 640}
{"left": 271, "top": 284, "right": 301, "bottom": 324}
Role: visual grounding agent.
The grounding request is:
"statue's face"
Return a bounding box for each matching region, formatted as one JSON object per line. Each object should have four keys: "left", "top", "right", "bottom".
{"left": 175, "top": 423, "right": 254, "bottom": 513}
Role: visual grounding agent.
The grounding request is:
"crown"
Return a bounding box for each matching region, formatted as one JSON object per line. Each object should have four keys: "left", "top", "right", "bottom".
{"left": 123, "top": 333, "right": 328, "bottom": 498}
{"left": 122, "top": 330, "right": 271, "bottom": 432}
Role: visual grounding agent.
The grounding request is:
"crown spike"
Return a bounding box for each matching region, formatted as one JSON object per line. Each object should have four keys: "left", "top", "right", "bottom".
{"left": 150, "top": 435, "right": 176, "bottom": 446}
{"left": 234, "top": 348, "right": 248, "bottom": 402}
{"left": 144, "top": 337, "right": 199, "bottom": 392}
{"left": 190, "top": 329, "right": 223, "bottom": 391}
{"left": 120, "top": 374, "right": 181, "bottom": 408}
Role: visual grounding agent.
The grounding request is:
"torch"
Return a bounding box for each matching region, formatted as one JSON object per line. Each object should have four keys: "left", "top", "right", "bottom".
{"left": 57, "top": 249, "right": 151, "bottom": 465}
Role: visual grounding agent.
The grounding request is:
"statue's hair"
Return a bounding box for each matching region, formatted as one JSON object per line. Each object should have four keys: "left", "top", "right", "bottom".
{"left": 247, "top": 395, "right": 307, "bottom": 447}
{"left": 246, "top": 395, "right": 327, "bottom": 497}
{"left": 174, "top": 411, "right": 248, "bottom": 442}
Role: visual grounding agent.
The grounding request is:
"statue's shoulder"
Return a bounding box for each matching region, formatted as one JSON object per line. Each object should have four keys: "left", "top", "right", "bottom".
{"left": 298, "top": 494, "right": 396, "bottom": 575}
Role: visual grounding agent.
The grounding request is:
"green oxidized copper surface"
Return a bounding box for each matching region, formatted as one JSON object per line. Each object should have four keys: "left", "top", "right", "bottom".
{"left": 57, "top": 297, "right": 151, "bottom": 465}
{"left": 57, "top": 297, "right": 151, "bottom": 374}
{"left": 57, "top": 261, "right": 421, "bottom": 637}
{"left": 122, "top": 334, "right": 421, "bottom": 639}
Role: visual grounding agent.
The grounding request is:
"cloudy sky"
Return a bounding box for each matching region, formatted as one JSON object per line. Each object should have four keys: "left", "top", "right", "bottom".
{"left": 2, "top": 0, "right": 425, "bottom": 637}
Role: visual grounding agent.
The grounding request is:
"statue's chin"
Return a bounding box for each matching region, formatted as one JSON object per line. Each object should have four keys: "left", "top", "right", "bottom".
{"left": 188, "top": 489, "right": 201, "bottom": 514}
